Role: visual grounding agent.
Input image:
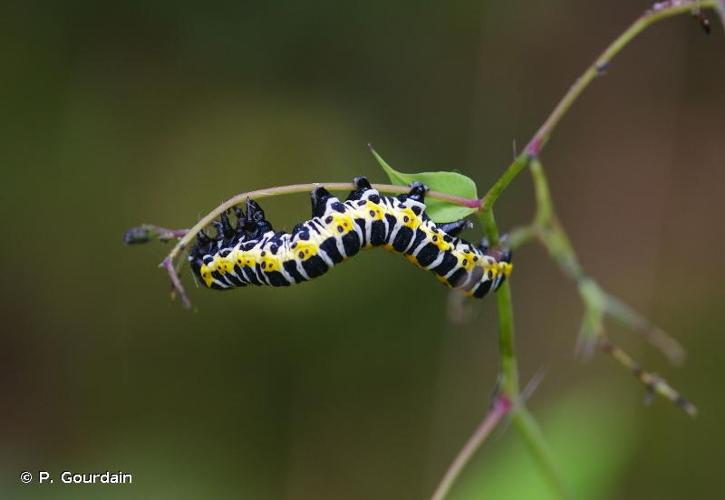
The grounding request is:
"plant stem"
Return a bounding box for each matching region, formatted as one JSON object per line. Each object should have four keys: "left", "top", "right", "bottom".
{"left": 527, "top": 0, "right": 720, "bottom": 156}
{"left": 482, "top": 0, "right": 720, "bottom": 207}
{"left": 478, "top": 210, "right": 565, "bottom": 497}
{"left": 479, "top": 209, "right": 519, "bottom": 398}
{"left": 481, "top": 154, "right": 529, "bottom": 212}
{"left": 162, "top": 257, "right": 192, "bottom": 309}
{"left": 529, "top": 159, "right": 582, "bottom": 280}
{"left": 435, "top": 5, "right": 719, "bottom": 496}
{"left": 511, "top": 409, "right": 568, "bottom": 495}
{"left": 529, "top": 157, "right": 687, "bottom": 360}
{"left": 431, "top": 395, "right": 513, "bottom": 500}
{"left": 122, "top": 224, "right": 189, "bottom": 245}
{"left": 529, "top": 158, "right": 694, "bottom": 412}
{"left": 495, "top": 281, "right": 519, "bottom": 398}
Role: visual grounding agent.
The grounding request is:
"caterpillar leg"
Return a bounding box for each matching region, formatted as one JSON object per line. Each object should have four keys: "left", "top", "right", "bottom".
{"left": 311, "top": 186, "right": 333, "bottom": 217}
{"left": 438, "top": 219, "right": 472, "bottom": 237}
{"left": 245, "top": 198, "right": 273, "bottom": 238}
{"left": 477, "top": 237, "right": 512, "bottom": 260}
{"left": 405, "top": 181, "right": 428, "bottom": 203}
{"left": 196, "top": 229, "right": 213, "bottom": 245}
{"left": 478, "top": 237, "right": 489, "bottom": 253}
{"left": 233, "top": 206, "right": 247, "bottom": 233}
{"left": 212, "top": 210, "right": 236, "bottom": 240}
{"left": 346, "top": 176, "right": 374, "bottom": 201}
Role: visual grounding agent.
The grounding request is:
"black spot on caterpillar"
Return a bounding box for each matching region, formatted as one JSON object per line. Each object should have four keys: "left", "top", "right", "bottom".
{"left": 188, "top": 177, "right": 513, "bottom": 298}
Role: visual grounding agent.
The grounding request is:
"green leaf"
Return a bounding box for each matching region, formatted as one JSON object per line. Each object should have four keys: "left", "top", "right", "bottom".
{"left": 370, "top": 146, "right": 479, "bottom": 223}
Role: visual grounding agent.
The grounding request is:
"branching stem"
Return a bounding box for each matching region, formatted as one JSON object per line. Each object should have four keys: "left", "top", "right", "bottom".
{"left": 483, "top": 0, "right": 720, "bottom": 210}
{"left": 526, "top": 0, "right": 720, "bottom": 157}
{"left": 434, "top": 2, "right": 717, "bottom": 498}
{"left": 475, "top": 209, "right": 566, "bottom": 497}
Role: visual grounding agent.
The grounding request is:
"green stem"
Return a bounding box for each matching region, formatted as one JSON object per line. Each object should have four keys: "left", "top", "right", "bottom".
{"left": 512, "top": 409, "right": 568, "bottom": 496}
{"left": 529, "top": 159, "right": 553, "bottom": 227}
{"left": 479, "top": 208, "right": 518, "bottom": 398}
{"left": 479, "top": 208, "right": 500, "bottom": 245}
{"left": 478, "top": 209, "right": 565, "bottom": 495}
{"left": 527, "top": 0, "right": 719, "bottom": 156}
{"left": 481, "top": 154, "right": 529, "bottom": 212}
{"left": 529, "top": 157, "right": 693, "bottom": 411}
{"left": 495, "top": 281, "right": 519, "bottom": 397}
{"left": 431, "top": 3, "right": 717, "bottom": 498}
{"left": 506, "top": 225, "right": 537, "bottom": 249}
{"left": 482, "top": 0, "right": 719, "bottom": 208}
{"left": 529, "top": 159, "right": 583, "bottom": 280}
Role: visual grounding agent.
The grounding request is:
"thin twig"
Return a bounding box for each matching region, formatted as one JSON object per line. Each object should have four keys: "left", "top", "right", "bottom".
{"left": 430, "top": 395, "right": 513, "bottom": 500}
{"left": 123, "top": 224, "right": 189, "bottom": 245}
{"left": 511, "top": 409, "right": 568, "bottom": 496}
{"left": 530, "top": 162, "right": 694, "bottom": 414}
{"left": 162, "top": 257, "right": 191, "bottom": 309}
{"left": 526, "top": 0, "right": 720, "bottom": 157}
{"left": 599, "top": 336, "right": 697, "bottom": 417}
{"left": 528, "top": 159, "right": 688, "bottom": 367}
{"left": 482, "top": 0, "right": 720, "bottom": 212}
{"left": 604, "top": 295, "right": 686, "bottom": 365}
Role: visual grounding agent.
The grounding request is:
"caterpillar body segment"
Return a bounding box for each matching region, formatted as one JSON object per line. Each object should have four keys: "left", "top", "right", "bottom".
{"left": 188, "top": 177, "right": 513, "bottom": 298}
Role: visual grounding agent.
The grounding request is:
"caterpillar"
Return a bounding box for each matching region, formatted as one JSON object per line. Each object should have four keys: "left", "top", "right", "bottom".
{"left": 188, "top": 177, "right": 512, "bottom": 298}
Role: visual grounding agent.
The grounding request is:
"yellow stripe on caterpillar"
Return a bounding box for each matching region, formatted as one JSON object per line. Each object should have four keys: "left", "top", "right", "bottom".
{"left": 363, "top": 200, "right": 385, "bottom": 220}
{"left": 199, "top": 264, "right": 214, "bottom": 287}
{"left": 399, "top": 207, "right": 421, "bottom": 230}
{"left": 231, "top": 250, "right": 256, "bottom": 268}
{"left": 328, "top": 213, "right": 355, "bottom": 235}
{"left": 291, "top": 240, "right": 318, "bottom": 260}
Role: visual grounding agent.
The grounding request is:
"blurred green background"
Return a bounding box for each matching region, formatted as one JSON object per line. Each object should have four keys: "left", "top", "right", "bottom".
{"left": 2, "top": 1, "right": 723, "bottom": 498}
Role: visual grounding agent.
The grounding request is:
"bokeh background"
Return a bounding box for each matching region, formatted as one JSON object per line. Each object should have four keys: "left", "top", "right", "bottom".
{"left": 2, "top": 1, "right": 723, "bottom": 498}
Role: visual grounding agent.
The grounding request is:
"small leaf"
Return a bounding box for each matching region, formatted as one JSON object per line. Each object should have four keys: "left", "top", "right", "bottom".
{"left": 370, "top": 146, "right": 479, "bottom": 223}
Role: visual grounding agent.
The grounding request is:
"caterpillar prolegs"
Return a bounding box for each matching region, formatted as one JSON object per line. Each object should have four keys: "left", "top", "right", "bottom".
{"left": 189, "top": 177, "right": 513, "bottom": 298}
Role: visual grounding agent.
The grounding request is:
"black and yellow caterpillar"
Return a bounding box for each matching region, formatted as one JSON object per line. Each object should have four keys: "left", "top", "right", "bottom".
{"left": 189, "top": 177, "right": 512, "bottom": 298}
